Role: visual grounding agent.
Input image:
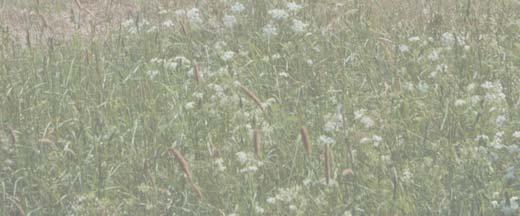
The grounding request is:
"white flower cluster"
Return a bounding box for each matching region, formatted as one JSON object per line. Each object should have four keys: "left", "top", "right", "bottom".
{"left": 323, "top": 112, "right": 343, "bottom": 132}
{"left": 266, "top": 185, "right": 302, "bottom": 204}
{"left": 175, "top": 8, "right": 203, "bottom": 26}
{"left": 354, "top": 109, "right": 374, "bottom": 129}
{"left": 263, "top": 2, "right": 308, "bottom": 37}
{"left": 319, "top": 135, "right": 335, "bottom": 145}
{"left": 230, "top": 2, "right": 245, "bottom": 13}
{"left": 235, "top": 151, "right": 264, "bottom": 173}
{"left": 291, "top": 19, "right": 308, "bottom": 33}
{"left": 268, "top": 9, "right": 289, "bottom": 21}
{"left": 481, "top": 81, "right": 506, "bottom": 103}
{"left": 262, "top": 24, "right": 278, "bottom": 38}
{"left": 150, "top": 57, "right": 179, "bottom": 71}
{"left": 223, "top": 15, "right": 237, "bottom": 28}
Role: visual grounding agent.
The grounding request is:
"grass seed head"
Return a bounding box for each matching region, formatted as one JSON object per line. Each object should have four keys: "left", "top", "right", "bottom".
{"left": 301, "top": 127, "right": 311, "bottom": 157}
{"left": 169, "top": 148, "right": 192, "bottom": 182}
{"left": 239, "top": 84, "right": 265, "bottom": 112}
{"left": 253, "top": 129, "right": 261, "bottom": 159}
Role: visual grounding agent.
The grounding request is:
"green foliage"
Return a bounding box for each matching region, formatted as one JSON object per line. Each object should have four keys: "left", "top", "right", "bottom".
{"left": 1, "top": 0, "right": 520, "bottom": 215}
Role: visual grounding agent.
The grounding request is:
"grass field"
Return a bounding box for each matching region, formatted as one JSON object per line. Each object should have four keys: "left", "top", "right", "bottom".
{"left": 1, "top": 0, "right": 520, "bottom": 215}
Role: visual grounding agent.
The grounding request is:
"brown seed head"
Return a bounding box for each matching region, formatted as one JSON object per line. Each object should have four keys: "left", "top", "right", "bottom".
{"left": 169, "top": 148, "right": 192, "bottom": 182}
{"left": 239, "top": 84, "right": 265, "bottom": 112}
{"left": 253, "top": 129, "right": 261, "bottom": 159}
{"left": 324, "top": 145, "right": 331, "bottom": 185}
{"left": 300, "top": 127, "right": 311, "bottom": 157}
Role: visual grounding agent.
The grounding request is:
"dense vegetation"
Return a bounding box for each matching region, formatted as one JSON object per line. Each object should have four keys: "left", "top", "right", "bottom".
{"left": 1, "top": 0, "right": 520, "bottom": 215}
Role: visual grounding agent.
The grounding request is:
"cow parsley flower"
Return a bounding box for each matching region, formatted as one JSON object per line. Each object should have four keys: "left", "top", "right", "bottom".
{"left": 291, "top": 19, "right": 308, "bottom": 33}
{"left": 286, "top": 2, "right": 303, "bottom": 11}
{"left": 262, "top": 24, "right": 278, "bottom": 37}
{"left": 146, "top": 70, "right": 159, "bottom": 80}
{"left": 221, "top": 51, "right": 235, "bottom": 61}
{"left": 175, "top": 9, "right": 186, "bottom": 17}
{"left": 185, "top": 101, "right": 195, "bottom": 110}
{"left": 372, "top": 135, "right": 383, "bottom": 147}
{"left": 513, "top": 131, "right": 520, "bottom": 139}
{"left": 223, "top": 14, "right": 237, "bottom": 28}
{"left": 454, "top": 99, "right": 466, "bottom": 107}
{"left": 215, "top": 158, "right": 226, "bottom": 171}
{"left": 399, "top": 44, "right": 410, "bottom": 53}
{"left": 186, "top": 8, "right": 203, "bottom": 25}
{"left": 268, "top": 9, "right": 289, "bottom": 20}
{"left": 319, "top": 135, "right": 335, "bottom": 145}
{"left": 163, "top": 20, "right": 175, "bottom": 27}
{"left": 231, "top": 2, "right": 245, "bottom": 13}
{"left": 408, "top": 36, "right": 420, "bottom": 42}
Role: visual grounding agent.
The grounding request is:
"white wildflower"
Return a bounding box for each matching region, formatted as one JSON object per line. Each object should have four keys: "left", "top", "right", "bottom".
{"left": 286, "top": 2, "right": 303, "bottom": 11}
{"left": 268, "top": 9, "right": 289, "bottom": 20}
{"left": 360, "top": 137, "right": 371, "bottom": 144}
{"left": 174, "top": 56, "right": 191, "bottom": 66}
{"left": 417, "top": 81, "right": 429, "bottom": 93}
{"left": 186, "top": 8, "right": 203, "bottom": 25}
{"left": 428, "top": 50, "right": 440, "bottom": 61}
{"left": 513, "top": 131, "right": 520, "bottom": 139}
{"left": 221, "top": 51, "right": 235, "bottom": 61}
{"left": 398, "top": 44, "right": 410, "bottom": 53}
{"left": 441, "top": 32, "right": 455, "bottom": 47}
{"left": 408, "top": 36, "right": 420, "bottom": 42}
{"left": 454, "top": 99, "right": 466, "bottom": 107}
{"left": 193, "top": 92, "right": 204, "bottom": 100}
{"left": 403, "top": 82, "right": 414, "bottom": 91}
{"left": 240, "top": 165, "right": 258, "bottom": 173}
{"left": 354, "top": 109, "right": 366, "bottom": 120}
{"left": 291, "top": 19, "right": 308, "bottom": 33}
{"left": 402, "top": 169, "right": 413, "bottom": 182}
{"left": 236, "top": 151, "right": 249, "bottom": 164}
{"left": 266, "top": 197, "right": 276, "bottom": 204}
{"left": 162, "top": 20, "right": 175, "bottom": 27}
{"left": 491, "top": 200, "right": 499, "bottom": 208}
{"left": 164, "top": 60, "right": 178, "bottom": 70}
{"left": 146, "top": 70, "right": 159, "bottom": 80}
{"left": 231, "top": 2, "right": 245, "bottom": 13}
{"left": 185, "top": 101, "right": 195, "bottom": 110}
{"left": 223, "top": 14, "right": 237, "bottom": 28}
{"left": 496, "top": 115, "right": 507, "bottom": 127}
{"left": 481, "top": 81, "right": 494, "bottom": 89}
{"left": 360, "top": 116, "right": 374, "bottom": 128}
{"left": 122, "top": 19, "right": 134, "bottom": 28}
{"left": 175, "top": 9, "right": 186, "bottom": 17}
{"left": 323, "top": 112, "right": 343, "bottom": 132}
{"left": 475, "top": 134, "right": 489, "bottom": 142}
{"left": 466, "top": 83, "right": 477, "bottom": 91}
{"left": 215, "top": 158, "right": 226, "bottom": 171}
{"left": 319, "top": 135, "right": 335, "bottom": 145}
{"left": 254, "top": 205, "right": 265, "bottom": 214}
{"left": 262, "top": 24, "right": 278, "bottom": 37}
{"left": 279, "top": 72, "right": 289, "bottom": 77}
{"left": 372, "top": 135, "right": 383, "bottom": 147}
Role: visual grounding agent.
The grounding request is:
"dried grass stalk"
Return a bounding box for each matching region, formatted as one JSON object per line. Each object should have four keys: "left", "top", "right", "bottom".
{"left": 300, "top": 127, "right": 311, "bottom": 157}
{"left": 253, "top": 129, "right": 261, "bottom": 159}
{"left": 239, "top": 84, "right": 265, "bottom": 111}
{"left": 194, "top": 63, "right": 201, "bottom": 82}
{"left": 169, "top": 148, "right": 192, "bottom": 182}
{"left": 191, "top": 183, "right": 203, "bottom": 200}
{"left": 169, "top": 148, "right": 203, "bottom": 199}
{"left": 324, "top": 144, "right": 331, "bottom": 185}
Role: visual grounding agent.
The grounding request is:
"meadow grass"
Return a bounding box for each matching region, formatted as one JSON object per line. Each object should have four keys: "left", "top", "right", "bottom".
{"left": 1, "top": 0, "right": 520, "bottom": 215}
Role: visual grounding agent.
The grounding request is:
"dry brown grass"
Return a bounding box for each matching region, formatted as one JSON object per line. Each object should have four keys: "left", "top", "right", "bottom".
{"left": 0, "top": 0, "right": 199, "bottom": 47}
